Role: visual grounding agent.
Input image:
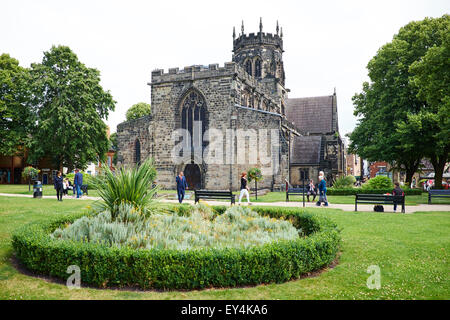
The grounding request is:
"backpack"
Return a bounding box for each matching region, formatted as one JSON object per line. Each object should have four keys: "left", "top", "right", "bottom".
{"left": 374, "top": 205, "right": 384, "bottom": 212}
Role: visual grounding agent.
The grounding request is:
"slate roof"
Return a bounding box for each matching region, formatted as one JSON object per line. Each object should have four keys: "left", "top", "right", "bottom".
{"left": 290, "top": 135, "right": 322, "bottom": 165}
{"left": 286, "top": 95, "right": 336, "bottom": 134}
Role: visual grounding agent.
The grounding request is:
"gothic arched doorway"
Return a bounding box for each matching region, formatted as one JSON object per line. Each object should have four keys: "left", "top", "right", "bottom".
{"left": 184, "top": 164, "right": 201, "bottom": 190}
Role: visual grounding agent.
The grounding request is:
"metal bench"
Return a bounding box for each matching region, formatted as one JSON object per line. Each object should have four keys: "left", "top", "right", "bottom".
{"left": 286, "top": 187, "right": 307, "bottom": 202}
{"left": 355, "top": 194, "right": 405, "bottom": 213}
{"left": 428, "top": 189, "right": 450, "bottom": 204}
{"left": 194, "top": 190, "right": 235, "bottom": 205}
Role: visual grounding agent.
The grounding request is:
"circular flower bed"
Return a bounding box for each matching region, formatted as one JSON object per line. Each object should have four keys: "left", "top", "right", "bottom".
{"left": 12, "top": 205, "right": 341, "bottom": 290}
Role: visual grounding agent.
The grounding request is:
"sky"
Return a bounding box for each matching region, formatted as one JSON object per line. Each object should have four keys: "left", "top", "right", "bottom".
{"left": 2, "top": 0, "right": 449, "bottom": 138}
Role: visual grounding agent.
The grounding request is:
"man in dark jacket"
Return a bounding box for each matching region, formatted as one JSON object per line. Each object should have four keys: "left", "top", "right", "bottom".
{"left": 176, "top": 171, "right": 188, "bottom": 203}
{"left": 74, "top": 169, "right": 83, "bottom": 199}
{"left": 53, "top": 171, "right": 64, "bottom": 201}
{"left": 392, "top": 182, "right": 404, "bottom": 213}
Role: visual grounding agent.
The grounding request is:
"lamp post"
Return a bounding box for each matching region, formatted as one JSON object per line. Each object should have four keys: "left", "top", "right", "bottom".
{"left": 302, "top": 169, "right": 306, "bottom": 208}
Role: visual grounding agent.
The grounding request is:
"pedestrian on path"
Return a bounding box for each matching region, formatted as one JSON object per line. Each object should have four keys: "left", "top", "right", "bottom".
{"left": 392, "top": 182, "right": 404, "bottom": 213}
{"left": 238, "top": 172, "right": 251, "bottom": 205}
{"left": 176, "top": 171, "right": 188, "bottom": 203}
{"left": 74, "top": 169, "right": 83, "bottom": 199}
{"left": 316, "top": 173, "right": 328, "bottom": 207}
{"left": 53, "top": 171, "right": 64, "bottom": 201}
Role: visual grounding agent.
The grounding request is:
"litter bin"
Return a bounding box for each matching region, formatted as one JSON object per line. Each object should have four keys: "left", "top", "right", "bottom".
{"left": 33, "top": 181, "right": 43, "bottom": 198}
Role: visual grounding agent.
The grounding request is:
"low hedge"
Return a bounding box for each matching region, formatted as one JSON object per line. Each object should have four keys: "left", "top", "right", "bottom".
{"left": 327, "top": 187, "right": 422, "bottom": 196}
{"left": 12, "top": 206, "right": 341, "bottom": 290}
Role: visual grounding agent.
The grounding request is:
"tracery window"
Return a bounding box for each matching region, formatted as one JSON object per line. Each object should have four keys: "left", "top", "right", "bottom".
{"left": 244, "top": 59, "right": 252, "bottom": 76}
{"left": 181, "top": 91, "right": 206, "bottom": 160}
{"left": 254, "top": 58, "right": 262, "bottom": 77}
{"left": 134, "top": 139, "right": 141, "bottom": 165}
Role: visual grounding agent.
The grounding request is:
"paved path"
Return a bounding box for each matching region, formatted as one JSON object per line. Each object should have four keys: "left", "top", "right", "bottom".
{"left": 1, "top": 193, "right": 449, "bottom": 213}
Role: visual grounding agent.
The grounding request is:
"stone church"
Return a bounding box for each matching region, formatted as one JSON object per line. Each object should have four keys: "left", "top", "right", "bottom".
{"left": 117, "top": 20, "right": 344, "bottom": 190}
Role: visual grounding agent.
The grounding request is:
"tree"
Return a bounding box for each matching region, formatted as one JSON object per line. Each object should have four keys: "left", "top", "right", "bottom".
{"left": 126, "top": 102, "right": 151, "bottom": 121}
{"left": 247, "top": 167, "right": 263, "bottom": 200}
{"left": 0, "top": 54, "right": 35, "bottom": 156}
{"left": 28, "top": 46, "right": 115, "bottom": 171}
{"left": 396, "top": 30, "right": 450, "bottom": 188}
{"left": 348, "top": 15, "right": 450, "bottom": 187}
{"left": 21, "top": 166, "right": 40, "bottom": 192}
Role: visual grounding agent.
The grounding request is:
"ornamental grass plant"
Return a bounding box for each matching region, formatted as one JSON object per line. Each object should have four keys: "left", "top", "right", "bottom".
{"left": 52, "top": 204, "right": 300, "bottom": 250}
{"left": 91, "top": 159, "right": 158, "bottom": 220}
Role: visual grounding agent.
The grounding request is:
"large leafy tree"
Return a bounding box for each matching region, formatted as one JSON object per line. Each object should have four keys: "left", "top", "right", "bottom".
{"left": 28, "top": 46, "right": 115, "bottom": 171}
{"left": 349, "top": 15, "right": 449, "bottom": 186}
{"left": 0, "top": 54, "right": 35, "bottom": 155}
{"left": 126, "top": 102, "right": 151, "bottom": 121}
{"left": 397, "top": 30, "right": 450, "bottom": 188}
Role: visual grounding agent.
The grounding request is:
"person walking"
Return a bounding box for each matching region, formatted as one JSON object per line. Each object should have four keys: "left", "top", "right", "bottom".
{"left": 306, "top": 179, "right": 317, "bottom": 202}
{"left": 176, "top": 171, "right": 188, "bottom": 203}
{"left": 74, "top": 169, "right": 83, "bottom": 199}
{"left": 238, "top": 172, "right": 251, "bottom": 205}
{"left": 54, "top": 171, "right": 64, "bottom": 201}
{"left": 392, "top": 182, "right": 404, "bottom": 213}
{"left": 316, "top": 174, "right": 328, "bottom": 207}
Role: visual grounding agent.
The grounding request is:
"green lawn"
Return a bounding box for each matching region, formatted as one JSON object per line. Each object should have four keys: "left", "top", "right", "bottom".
{"left": 0, "top": 196, "right": 448, "bottom": 299}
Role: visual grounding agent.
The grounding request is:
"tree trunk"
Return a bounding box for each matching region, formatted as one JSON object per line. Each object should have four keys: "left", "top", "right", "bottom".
{"left": 255, "top": 180, "right": 258, "bottom": 200}
{"left": 405, "top": 168, "right": 416, "bottom": 189}
{"left": 403, "top": 158, "right": 421, "bottom": 188}
{"left": 431, "top": 156, "right": 446, "bottom": 189}
{"left": 360, "top": 157, "right": 364, "bottom": 179}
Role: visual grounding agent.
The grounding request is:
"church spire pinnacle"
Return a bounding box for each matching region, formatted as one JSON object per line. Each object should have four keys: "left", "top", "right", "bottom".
{"left": 233, "top": 26, "right": 236, "bottom": 40}
{"left": 241, "top": 20, "right": 244, "bottom": 35}
{"left": 259, "top": 17, "right": 263, "bottom": 33}
{"left": 280, "top": 27, "right": 283, "bottom": 38}
{"left": 276, "top": 20, "right": 279, "bottom": 35}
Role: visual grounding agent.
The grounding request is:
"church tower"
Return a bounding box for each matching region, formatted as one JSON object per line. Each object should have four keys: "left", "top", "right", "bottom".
{"left": 232, "top": 19, "right": 285, "bottom": 87}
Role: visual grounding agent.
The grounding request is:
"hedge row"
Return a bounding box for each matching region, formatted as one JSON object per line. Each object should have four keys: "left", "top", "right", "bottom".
{"left": 12, "top": 206, "right": 341, "bottom": 290}
{"left": 326, "top": 187, "right": 423, "bottom": 196}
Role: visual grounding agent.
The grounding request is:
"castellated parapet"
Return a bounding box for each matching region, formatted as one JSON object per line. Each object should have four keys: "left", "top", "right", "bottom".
{"left": 233, "top": 32, "right": 283, "bottom": 53}
{"left": 151, "top": 62, "right": 254, "bottom": 84}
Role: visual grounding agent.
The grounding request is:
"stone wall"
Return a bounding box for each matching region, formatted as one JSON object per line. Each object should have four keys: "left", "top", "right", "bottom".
{"left": 116, "top": 115, "right": 152, "bottom": 167}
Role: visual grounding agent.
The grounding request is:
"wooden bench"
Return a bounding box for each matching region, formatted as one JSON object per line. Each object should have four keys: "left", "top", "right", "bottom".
{"left": 194, "top": 190, "right": 235, "bottom": 205}
{"left": 428, "top": 189, "right": 450, "bottom": 204}
{"left": 355, "top": 194, "right": 405, "bottom": 213}
{"left": 286, "top": 187, "right": 307, "bottom": 202}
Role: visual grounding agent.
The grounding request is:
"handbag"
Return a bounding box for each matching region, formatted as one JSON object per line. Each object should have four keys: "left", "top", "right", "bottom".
{"left": 374, "top": 205, "right": 384, "bottom": 212}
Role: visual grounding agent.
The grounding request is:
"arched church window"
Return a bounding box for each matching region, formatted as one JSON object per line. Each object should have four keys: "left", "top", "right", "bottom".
{"left": 181, "top": 90, "right": 206, "bottom": 161}
{"left": 254, "top": 58, "right": 262, "bottom": 77}
{"left": 134, "top": 139, "right": 141, "bottom": 165}
{"left": 262, "top": 100, "right": 268, "bottom": 111}
{"left": 244, "top": 59, "right": 252, "bottom": 76}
